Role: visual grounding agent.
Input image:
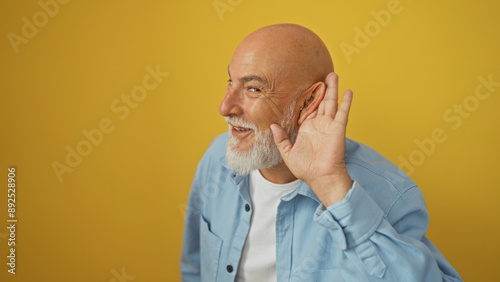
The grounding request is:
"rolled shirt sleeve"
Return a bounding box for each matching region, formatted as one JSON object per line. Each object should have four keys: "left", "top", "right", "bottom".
{"left": 314, "top": 181, "right": 462, "bottom": 281}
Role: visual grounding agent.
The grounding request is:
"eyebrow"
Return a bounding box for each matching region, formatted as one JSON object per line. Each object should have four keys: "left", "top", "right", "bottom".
{"left": 228, "top": 65, "right": 268, "bottom": 87}
{"left": 240, "top": 75, "right": 267, "bottom": 86}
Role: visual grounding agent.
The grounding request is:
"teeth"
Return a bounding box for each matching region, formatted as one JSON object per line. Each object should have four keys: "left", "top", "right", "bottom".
{"left": 235, "top": 127, "right": 248, "bottom": 132}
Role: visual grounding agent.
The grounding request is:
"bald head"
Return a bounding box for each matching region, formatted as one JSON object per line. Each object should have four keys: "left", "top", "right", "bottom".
{"left": 220, "top": 24, "right": 335, "bottom": 176}
{"left": 232, "top": 24, "right": 334, "bottom": 95}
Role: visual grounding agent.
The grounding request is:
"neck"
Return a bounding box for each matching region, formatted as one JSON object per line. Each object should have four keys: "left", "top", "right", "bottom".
{"left": 259, "top": 162, "right": 297, "bottom": 184}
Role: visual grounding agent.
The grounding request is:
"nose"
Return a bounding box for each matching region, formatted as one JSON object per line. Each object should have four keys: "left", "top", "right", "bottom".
{"left": 219, "top": 86, "right": 243, "bottom": 117}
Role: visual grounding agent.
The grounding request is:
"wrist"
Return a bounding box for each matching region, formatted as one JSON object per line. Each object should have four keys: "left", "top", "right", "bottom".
{"left": 309, "top": 171, "right": 353, "bottom": 207}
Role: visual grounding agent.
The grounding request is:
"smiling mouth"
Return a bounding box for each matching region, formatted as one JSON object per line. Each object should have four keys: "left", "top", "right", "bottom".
{"left": 229, "top": 123, "right": 254, "bottom": 137}
{"left": 233, "top": 126, "right": 251, "bottom": 132}
{"left": 225, "top": 116, "right": 257, "bottom": 138}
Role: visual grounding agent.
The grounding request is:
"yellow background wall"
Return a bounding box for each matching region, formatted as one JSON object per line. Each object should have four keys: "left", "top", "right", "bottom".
{"left": 0, "top": 0, "right": 498, "bottom": 281}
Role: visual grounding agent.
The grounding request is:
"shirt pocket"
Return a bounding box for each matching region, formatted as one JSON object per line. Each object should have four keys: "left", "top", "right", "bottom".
{"left": 200, "top": 214, "right": 223, "bottom": 282}
{"left": 290, "top": 268, "right": 345, "bottom": 282}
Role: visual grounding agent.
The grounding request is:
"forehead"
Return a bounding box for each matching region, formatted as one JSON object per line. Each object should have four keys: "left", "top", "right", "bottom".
{"left": 228, "top": 50, "right": 288, "bottom": 88}
{"left": 230, "top": 41, "right": 289, "bottom": 73}
{"left": 228, "top": 64, "right": 268, "bottom": 85}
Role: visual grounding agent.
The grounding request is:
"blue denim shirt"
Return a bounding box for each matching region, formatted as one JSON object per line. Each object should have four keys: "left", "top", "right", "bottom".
{"left": 181, "top": 133, "right": 462, "bottom": 282}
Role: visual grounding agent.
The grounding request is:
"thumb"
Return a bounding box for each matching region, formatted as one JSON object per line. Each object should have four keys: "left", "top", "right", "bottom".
{"left": 270, "top": 124, "right": 292, "bottom": 163}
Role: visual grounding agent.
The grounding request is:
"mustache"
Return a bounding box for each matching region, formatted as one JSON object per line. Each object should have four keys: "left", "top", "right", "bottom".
{"left": 225, "top": 116, "right": 257, "bottom": 131}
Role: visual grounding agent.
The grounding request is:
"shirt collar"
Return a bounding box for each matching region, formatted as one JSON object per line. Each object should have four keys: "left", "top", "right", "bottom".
{"left": 280, "top": 180, "right": 321, "bottom": 204}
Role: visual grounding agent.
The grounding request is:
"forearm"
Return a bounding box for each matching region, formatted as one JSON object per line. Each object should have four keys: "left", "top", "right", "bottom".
{"left": 314, "top": 181, "right": 462, "bottom": 281}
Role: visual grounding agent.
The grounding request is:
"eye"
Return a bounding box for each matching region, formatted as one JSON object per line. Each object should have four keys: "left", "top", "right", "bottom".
{"left": 227, "top": 79, "right": 233, "bottom": 85}
{"left": 247, "top": 86, "right": 261, "bottom": 93}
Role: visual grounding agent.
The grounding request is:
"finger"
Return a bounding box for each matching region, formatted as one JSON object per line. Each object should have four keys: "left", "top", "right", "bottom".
{"left": 270, "top": 123, "right": 292, "bottom": 163}
{"left": 334, "top": 90, "right": 353, "bottom": 126}
{"left": 318, "top": 72, "right": 339, "bottom": 116}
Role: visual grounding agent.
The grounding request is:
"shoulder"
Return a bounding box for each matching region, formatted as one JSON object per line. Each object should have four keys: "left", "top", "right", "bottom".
{"left": 189, "top": 133, "right": 232, "bottom": 208}
{"left": 345, "top": 138, "right": 417, "bottom": 191}
{"left": 344, "top": 138, "right": 423, "bottom": 214}
{"left": 208, "top": 132, "right": 228, "bottom": 156}
{"left": 195, "top": 132, "right": 230, "bottom": 174}
{"left": 201, "top": 132, "right": 228, "bottom": 164}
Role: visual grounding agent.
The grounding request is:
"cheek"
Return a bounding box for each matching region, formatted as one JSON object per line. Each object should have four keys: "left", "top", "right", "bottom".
{"left": 262, "top": 94, "right": 288, "bottom": 117}
{"left": 247, "top": 99, "right": 282, "bottom": 129}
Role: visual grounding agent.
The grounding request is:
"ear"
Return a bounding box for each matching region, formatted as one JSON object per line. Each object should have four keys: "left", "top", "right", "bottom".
{"left": 298, "top": 82, "right": 326, "bottom": 125}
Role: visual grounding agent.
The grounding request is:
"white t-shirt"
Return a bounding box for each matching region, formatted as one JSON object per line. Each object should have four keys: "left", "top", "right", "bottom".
{"left": 236, "top": 170, "right": 301, "bottom": 282}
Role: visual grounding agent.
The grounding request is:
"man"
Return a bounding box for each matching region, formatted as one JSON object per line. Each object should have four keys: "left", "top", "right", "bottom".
{"left": 181, "top": 24, "right": 462, "bottom": 281}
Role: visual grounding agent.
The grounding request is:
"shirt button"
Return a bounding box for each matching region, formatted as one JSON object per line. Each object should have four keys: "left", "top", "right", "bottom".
{"left": 226, "top": 265, "right": 233, "bottom": 273}
{"left": 245, "top": 204, "right": 250, "bottom": 212}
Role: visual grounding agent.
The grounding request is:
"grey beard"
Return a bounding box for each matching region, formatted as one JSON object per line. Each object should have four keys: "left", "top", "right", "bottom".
{"left": 225, "top": 99, "right": 298, "bottom": 175}
{"left": 226, "top": 128, "right": 283, "bottom": 175}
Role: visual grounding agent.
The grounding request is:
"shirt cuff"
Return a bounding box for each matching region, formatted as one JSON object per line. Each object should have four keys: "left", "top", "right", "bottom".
{"left": 313, "top": 180, "right": 384, "bottom": 250}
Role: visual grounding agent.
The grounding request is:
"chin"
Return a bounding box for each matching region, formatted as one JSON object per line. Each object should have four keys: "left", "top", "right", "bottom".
{"left": 228, "top": 132, "right": 254, "bottom": 152}
{"left": 230, "top": 141, "right": 253, "bottom": 155}
{"left": 225, "top": 129, "right": 283, "bottom": 175}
